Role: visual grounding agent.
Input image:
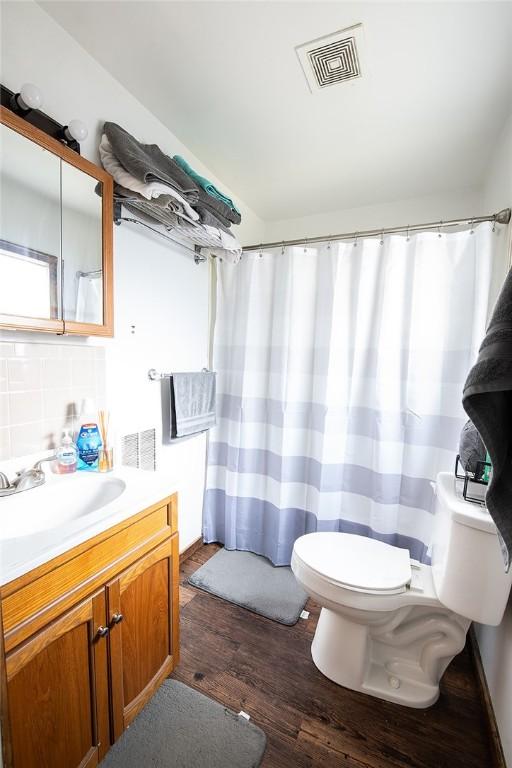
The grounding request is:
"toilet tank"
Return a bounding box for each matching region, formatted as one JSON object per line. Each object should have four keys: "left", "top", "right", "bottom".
{"left": 431, "top": 472, "right": 512, "bottom": 625}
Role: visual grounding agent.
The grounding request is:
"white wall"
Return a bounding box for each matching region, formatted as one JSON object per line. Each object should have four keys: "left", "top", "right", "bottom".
{"left": 263, "top": 187, "right": 482, "bottom": 243}
{"left": 0, "top": 0, "right": 265, "bottom": 555}
{"left": 474, "top": 110, "right": 512, "bottom": 768}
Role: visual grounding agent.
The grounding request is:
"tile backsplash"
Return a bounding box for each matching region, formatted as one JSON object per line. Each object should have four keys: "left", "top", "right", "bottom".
{"left": 0, "top": 341, "right": 106, "bottom": 460}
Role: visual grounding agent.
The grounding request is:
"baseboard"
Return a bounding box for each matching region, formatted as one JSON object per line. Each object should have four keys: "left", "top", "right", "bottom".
{"left": 179, "top": 536, "right": 204, "bottom": 564}
{"left": 468, "top": 625, "right": 507, "bottom": 768}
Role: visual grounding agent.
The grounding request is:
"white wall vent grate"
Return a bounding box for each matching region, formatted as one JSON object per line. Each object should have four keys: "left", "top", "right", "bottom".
{"left": 121, "top": 432, "right": 139, "bottom": 468}
{"left": 296, "top": 24, "right": 365, "bottom": 93}
{"left": 121, "top": 428, "right": 157, "bottom": 471}
{"left": 139, "top": 428, "right": 157, "bottom": 471}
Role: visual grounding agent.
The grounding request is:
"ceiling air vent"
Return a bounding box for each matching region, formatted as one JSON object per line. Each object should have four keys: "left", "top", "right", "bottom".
{"left": 296, "top": 24, "right": 364, "bottom": 93}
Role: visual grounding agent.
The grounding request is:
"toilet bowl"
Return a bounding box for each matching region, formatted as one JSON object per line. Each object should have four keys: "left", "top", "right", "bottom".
{"left": 291, "top": 472, "right": 512, "bottom": 708}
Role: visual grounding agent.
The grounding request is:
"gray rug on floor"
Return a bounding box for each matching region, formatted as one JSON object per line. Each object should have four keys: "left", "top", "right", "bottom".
{"left": 188, "top": 548, "right": 308, "bottom": 625}
{"left": 100, "top": 679, "right": 266, "bottom": 768}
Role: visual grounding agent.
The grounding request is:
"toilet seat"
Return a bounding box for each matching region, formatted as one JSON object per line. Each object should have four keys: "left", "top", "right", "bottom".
{"left": 293, "top": 532, "right": 412, "bottom": 595}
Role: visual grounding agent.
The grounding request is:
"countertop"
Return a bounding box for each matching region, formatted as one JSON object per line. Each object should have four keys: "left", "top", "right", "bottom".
{"left": 0, "top": 467, "right": 180, "bottom": 586}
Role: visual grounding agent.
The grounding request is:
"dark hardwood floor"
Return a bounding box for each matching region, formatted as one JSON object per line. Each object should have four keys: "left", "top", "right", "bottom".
{"left": 173, "top": 544, "right": 493, "bottom": 768}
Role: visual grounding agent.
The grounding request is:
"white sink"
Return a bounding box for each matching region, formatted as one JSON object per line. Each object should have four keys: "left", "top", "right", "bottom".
{"left": 0, "top": 472, "right": 126, "bottom": 540}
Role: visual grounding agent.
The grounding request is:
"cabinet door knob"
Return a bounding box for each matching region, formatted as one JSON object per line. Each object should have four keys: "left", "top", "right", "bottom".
{"left": 95, "top": 625, "right": 109, "bottom": 639}
{"left": 110, "top": 612, "right": 124, "bottom": 626}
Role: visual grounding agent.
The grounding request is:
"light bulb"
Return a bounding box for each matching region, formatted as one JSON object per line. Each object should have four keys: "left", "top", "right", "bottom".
{"left": 65, "top": 119, "right": 88, "bottom": 142}
{"left": 18, "top": 83, "right": 43, "bottom": 111}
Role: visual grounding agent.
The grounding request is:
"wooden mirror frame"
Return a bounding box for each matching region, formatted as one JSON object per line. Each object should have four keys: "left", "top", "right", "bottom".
{"left": 0, "top": 106, "right": 114, "bottom": 337}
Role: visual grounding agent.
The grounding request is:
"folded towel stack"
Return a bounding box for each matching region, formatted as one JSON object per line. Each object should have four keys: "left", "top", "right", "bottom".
{"left": 99, "top": 122, "right": 242, "bottom": 262}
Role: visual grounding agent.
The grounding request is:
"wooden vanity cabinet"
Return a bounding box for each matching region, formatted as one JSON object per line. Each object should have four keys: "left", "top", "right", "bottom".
{"left": 0, "top": 494, "right": 179, "bottom": 768}
{"left": 108, "top": 537, "right": 179, "bottom": 740}
{"left": 6, "top": 590, "right": 109, "bottom": 768}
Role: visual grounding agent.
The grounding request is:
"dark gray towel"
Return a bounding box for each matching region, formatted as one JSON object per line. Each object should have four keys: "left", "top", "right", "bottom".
{"left": 196, "top": 188, "right": 242, "bottom": 227}
{"left": 104, "top": 122, "right": 199, "bottom": 203}
{"left": 170, "top": 372, "right": 216, "bottom": 438}
{"left": 463, "top": 268, "right": 512, "bottom": 570}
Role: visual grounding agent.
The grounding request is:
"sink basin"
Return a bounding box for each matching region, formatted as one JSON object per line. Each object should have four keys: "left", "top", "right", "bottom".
{"left": 1, "top": 472, "right": 126, "bottom": 540}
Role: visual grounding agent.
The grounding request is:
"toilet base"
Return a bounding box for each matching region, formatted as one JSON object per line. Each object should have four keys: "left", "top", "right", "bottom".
{"left": 311, "top": 606, "right": 470, "bottom": 708}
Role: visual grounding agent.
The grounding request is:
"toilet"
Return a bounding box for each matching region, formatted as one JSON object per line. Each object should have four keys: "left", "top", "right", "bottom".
{"left": 291, "top": 472, "right": 512, "bottom": 708}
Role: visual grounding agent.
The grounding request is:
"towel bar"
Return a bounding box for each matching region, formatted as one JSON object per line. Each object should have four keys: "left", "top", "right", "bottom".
{"left": 148, "top": 367, "right": 210, "bottom": 381}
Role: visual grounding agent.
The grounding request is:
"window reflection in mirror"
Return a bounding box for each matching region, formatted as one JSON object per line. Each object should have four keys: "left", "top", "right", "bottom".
{"left": 0, "top": 240, "right": 57, "bottom": 318}
{"left": 0, "top": 123, "right": 61, "bottom": 320}
{"left": 61, "top": 161, "right": 103, "bottom": 326}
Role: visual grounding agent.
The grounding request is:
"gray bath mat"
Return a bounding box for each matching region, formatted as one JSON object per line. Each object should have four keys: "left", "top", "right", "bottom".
{"left": 100, "top": 679, "right": 266, "bottom": 768}
{"left": 188, "top": 548, "right": 308, "bottom": 625}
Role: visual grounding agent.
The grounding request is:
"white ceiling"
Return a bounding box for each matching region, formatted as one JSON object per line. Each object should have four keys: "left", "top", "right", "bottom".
{"left": 39, "top": 1, "right": 512, "bottom": 221}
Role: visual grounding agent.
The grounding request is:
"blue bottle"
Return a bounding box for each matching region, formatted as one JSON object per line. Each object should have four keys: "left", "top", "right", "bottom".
{"left": 76, "top": 399, "right": 102, "bottom": 471}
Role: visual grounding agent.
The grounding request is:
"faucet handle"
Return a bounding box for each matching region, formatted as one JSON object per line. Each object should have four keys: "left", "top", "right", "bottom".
{"left": 0, "top": 471, "right": 11, "bottom": 490}
{"left": 32, "top": 455, "right": 58, "bottom": 472}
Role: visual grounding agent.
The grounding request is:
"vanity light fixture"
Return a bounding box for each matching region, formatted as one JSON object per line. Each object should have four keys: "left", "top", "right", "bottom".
{"left": 12, "top": 82, "right": 43, "bottom": 112}
{"left": 0, "top": 81, "right": 86, "bottom": 154}
{"left": 63, "top": 119, "right": 88, "bottom": 143}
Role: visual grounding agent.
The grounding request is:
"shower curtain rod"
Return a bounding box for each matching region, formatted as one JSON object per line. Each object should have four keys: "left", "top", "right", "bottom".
{"left": 243, "top": 207, "right": 511, "bottom": 252}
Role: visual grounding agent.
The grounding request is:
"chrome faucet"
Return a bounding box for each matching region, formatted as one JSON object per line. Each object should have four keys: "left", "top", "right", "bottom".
{"left": 0, "top": 455, "right": 58, "bottom": 497}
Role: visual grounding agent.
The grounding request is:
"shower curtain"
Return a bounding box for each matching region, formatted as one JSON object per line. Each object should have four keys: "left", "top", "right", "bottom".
{"left": 203, "top": 224, "right": 495, "bottom": 565}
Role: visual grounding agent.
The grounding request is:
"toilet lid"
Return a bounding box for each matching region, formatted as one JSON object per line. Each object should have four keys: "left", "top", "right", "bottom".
{"left": 293, "top": 532, "right": 412, "bottom": 594}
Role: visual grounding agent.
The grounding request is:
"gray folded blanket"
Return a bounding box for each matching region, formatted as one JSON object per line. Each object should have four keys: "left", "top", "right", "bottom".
{"left": 463, "top": 268, "right": 512, "bottom": 570}
{"left": 104, "top": 122, "right": 199, "bottom": 203}
{"left": 170, "top": 372, "right": 216, "bottom": 438}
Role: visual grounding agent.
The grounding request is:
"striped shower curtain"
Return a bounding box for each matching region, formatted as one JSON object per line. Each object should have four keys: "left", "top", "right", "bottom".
{"left": 203, "top": 224, "right": 495, "bottom": 565}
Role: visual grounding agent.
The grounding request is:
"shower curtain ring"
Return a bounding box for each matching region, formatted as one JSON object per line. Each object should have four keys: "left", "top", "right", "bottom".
{"left": 470, "top": 219, "right": 475, "bottom": 235}
{"left": 259, "top": 244, "right": 263, "bottom": 258}
{"left": 304, "top": 237, "right": 308, "bottom": 254}
{"left": 281, "top": 241, "right": 285, "bottom": 255}
{"left": 406, "top": 226, "right": 410, "bottom": 242}
{"left": 492, "top": 215, "right": 497, "bottom": 233}
{"left": 438, "top": 221, "right": 443, "bottom": 238}
{"left": 327, "top": 237, "right": 332, "bottom": 249}
{"left": 380, "top": 230, "right": 384, "bottom": 246}
{"left": 354, "top": 232, "right": 358, "bottom": 248}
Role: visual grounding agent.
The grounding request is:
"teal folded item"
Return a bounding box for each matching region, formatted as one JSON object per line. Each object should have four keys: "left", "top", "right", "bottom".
{"left": 173, "top": 155, "right": 241, "bottom": 216}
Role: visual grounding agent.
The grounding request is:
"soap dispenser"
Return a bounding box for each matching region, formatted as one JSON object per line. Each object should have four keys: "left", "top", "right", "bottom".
{"left": 57, "top": 429, "right": 78, "bottom": 474}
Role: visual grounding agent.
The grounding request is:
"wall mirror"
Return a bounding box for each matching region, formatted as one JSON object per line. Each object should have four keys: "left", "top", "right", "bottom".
{"left": 0, "top": 107, "right": 113, "bottom": 336}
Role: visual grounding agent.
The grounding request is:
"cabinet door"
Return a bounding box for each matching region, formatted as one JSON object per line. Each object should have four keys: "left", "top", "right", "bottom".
{"left": 107, "top": 535, "right": 179, "bottom": 741}
{"left": 5, "top": 591, "right": 110, "bottom": 768}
